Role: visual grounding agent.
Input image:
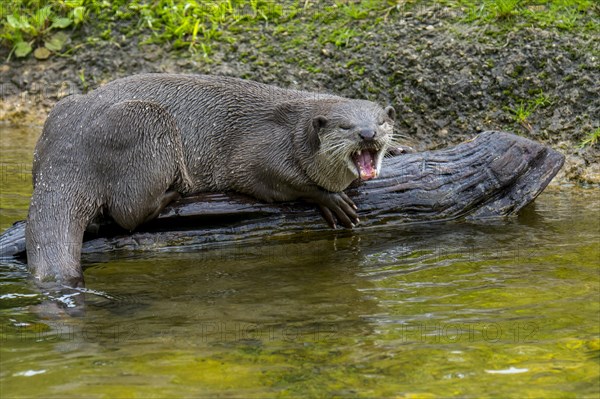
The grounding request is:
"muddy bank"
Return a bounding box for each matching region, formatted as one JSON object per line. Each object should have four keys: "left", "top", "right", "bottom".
{"left": 1, "top": 6, "right": 598, "bottom": 183}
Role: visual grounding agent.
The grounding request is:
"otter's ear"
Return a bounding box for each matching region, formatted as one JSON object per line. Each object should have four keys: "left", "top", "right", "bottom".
{"left": 312, "top": 115, "right": 328, "bottom": 132}
{"left": 309, "top": 116, "right": 327, "bottom": 153}
{"left": 385, "top": 106, "right": 396, "bottom": 122}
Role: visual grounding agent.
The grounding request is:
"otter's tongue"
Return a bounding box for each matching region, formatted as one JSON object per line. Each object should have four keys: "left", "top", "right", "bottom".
{"left": 354, "top": 150, "right": 377, "bottom": 180}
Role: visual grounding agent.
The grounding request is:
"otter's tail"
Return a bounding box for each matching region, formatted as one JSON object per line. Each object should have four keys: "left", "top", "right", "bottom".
{"left": 0, "top": 220, "right": 26, "bottom": 259}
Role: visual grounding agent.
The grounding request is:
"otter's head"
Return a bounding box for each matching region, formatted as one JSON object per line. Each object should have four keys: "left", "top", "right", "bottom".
{"left": 306, "top": 100, "right": 396, "bottom": 192}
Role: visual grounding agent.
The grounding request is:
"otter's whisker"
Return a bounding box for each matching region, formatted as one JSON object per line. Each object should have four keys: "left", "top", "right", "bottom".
{"left": 388, "top": 136, "right": 412, "bottom": 145}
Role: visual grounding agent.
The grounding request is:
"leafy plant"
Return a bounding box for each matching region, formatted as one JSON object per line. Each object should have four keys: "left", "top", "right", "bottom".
{"left": 2, "top": 0, "right": 88, "bottom": 60}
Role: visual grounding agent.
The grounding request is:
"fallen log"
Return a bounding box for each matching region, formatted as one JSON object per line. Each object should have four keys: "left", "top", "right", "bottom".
{"left": 0, "top": 131, "right": 564, "bottom": 260}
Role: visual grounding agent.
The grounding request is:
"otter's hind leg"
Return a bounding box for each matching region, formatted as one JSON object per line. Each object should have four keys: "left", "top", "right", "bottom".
{"left": 92, "top": 100, "right": 191, "bottom": 231}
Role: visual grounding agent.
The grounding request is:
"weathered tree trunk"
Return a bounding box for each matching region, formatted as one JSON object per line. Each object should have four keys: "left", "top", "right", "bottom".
{"left": 0, "top": 131, "right": 564, "bottom": 259}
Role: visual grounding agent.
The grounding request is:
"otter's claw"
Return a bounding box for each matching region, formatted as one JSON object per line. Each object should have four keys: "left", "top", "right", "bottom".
{"left": 317, "top": 192, "right": 359, "bottom": 229}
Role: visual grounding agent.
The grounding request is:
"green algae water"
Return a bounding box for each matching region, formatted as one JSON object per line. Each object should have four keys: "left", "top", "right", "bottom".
{"left": 1, "top": 125, "right": 598, "bottom": 398}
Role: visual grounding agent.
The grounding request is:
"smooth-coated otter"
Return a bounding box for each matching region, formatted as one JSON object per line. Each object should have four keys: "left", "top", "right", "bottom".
{"left": 26, "top": 74, "right": 396, "bottom": 287}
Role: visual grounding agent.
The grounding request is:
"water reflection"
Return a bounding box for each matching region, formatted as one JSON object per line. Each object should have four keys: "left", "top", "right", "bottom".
{"left": 1, "top": 124, "right": 598, "bottom": 397}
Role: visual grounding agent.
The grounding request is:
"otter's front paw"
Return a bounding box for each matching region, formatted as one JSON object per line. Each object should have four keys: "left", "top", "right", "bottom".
{"left": 317, "top": 192, "right": 359, "bottom": 229}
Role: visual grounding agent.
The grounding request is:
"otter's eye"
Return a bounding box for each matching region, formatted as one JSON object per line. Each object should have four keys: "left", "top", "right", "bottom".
{"left": 339, "top": 124, "right": 353, "bottom": 130}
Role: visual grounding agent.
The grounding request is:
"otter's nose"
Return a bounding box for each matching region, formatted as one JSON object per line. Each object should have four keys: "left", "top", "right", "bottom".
{"left": 359, "top": 129, "right": 376, "bottom": 141}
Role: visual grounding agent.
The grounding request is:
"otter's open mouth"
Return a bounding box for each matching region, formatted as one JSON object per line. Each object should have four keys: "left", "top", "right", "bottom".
{"left": 352, "top": 149, "right": 379, "bottom": 180}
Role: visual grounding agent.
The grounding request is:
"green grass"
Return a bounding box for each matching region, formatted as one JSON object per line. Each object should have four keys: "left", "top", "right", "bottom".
{"left": 458, "top": 0, "right": 598, "bottom": 31}
{"left": 1, "top": 1, "right": 385, "bottom": 59}
{"left": 129, "top": 0, "right": 289, "bottom": 56}
{"left": 504, "top": 92, "right": 552, "bottom": 133}
{"left": 2, "top": 1, "right": 598, "bottom": 61}
{"left": 580, "top": 128, "right": 600, "bottom": 148}
{"left": 0, "top": 0, "right": 294, "bottom": 59}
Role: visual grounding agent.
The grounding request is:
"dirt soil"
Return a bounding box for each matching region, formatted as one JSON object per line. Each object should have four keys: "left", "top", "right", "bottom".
{"left": 1, "top": 6, "right": 598, "bottom": 184}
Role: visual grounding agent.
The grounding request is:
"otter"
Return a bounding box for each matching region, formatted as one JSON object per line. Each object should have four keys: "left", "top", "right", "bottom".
{"left": 26, "top": 74, "right": 396, "bottom": 287}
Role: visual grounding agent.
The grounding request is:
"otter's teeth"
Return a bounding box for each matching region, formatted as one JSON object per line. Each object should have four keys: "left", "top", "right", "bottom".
{"left": 353, "top": 149, "right": 377, "bottom": 181}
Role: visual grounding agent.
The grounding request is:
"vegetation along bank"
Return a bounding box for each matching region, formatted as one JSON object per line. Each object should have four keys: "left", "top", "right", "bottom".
{"left": 1, "top": 0, "right": 598, "bottom": 183}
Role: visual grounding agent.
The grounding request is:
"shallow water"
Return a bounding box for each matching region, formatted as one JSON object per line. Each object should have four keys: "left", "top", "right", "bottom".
{"left": 1, "top": 124, "right": 599, "bottom": 398}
